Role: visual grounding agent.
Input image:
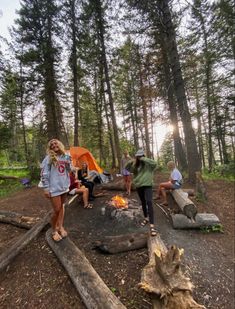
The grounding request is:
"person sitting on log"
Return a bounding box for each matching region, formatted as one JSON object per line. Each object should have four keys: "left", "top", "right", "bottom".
{"left": 125, "top": 149, "right": 158, "bottom": 237}
{"left": 121, "top": 150, "right": 132, "bottom": 196}
{"left": 69, "top": 170, "right": 93, "bottom": 209}
{"left": 77, "top": 162, "right": 96, "bottom": 201}
{"left": 156, "top": 161, "right": 183, "bottom": 206}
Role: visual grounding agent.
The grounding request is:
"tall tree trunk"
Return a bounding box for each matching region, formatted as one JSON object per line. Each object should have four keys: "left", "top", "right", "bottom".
{"left": 130, "top": 72, "right": 139, "bottom": 150}
{"left": 194, "top": 81, "right": 205, "bottom": 169}
{"left": 138, "top": 52, "right": 151, "bottom": 157}
{"left": 158, "top": 32, "right": 188, "bottom": 171}
{"left": 95, "top": 0, "right": 121, "bottom": 168}
{"left": 94, "top": 68, "right": 104, "bottom": 166}
{"left": 69, "top": 0, "right": 79, "bottom": 146}
{"left": 221, "top": 106, "right": 230, "bottom": 164}
{"left": 43, "top": 13, "right": 64, "bottom": 142}
{"left": 19, "top": 58, "right": 29, "bottom": 168}
{"left": 100, "top": 67, "right": 116, "bottom": 168}
{"left": 158, "top": 0, "right": 201, "bottom": 182}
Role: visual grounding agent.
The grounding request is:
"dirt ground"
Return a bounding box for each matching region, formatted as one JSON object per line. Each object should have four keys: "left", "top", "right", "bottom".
{"left": 0, "top": 173, "right": 234, "bottom": 309}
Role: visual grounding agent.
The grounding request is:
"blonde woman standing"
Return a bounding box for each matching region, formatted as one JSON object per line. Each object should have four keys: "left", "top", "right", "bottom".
{"left": 40, "top": 139, "right": 73, "bottom": 242}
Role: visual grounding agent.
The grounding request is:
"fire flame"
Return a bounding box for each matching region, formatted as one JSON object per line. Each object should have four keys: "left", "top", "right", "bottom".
{"left": 111, "top": 195, "right": 128, "bottom": 209}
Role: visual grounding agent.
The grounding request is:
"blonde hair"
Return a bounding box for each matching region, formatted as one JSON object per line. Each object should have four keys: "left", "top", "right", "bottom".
{"left": 46, "top": 139, "right": 66, "bottom": 166}
{"left": 167, "top": 161, "right": 175, "bottom": 169}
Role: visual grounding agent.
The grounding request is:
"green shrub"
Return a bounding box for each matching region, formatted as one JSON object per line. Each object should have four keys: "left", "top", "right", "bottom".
{"left": 203, "top": 163, "right": 235, "bottom": 181}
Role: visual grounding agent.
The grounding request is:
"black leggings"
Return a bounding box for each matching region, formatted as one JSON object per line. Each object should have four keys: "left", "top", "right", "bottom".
{"left": 137, "top": 186, "right": 154, "bottom": 224}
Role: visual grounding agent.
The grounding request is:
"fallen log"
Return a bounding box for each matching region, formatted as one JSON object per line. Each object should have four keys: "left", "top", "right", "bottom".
{"left": 182, "top": 188, "right": 195, "bottom": 196}
{"left": 0, "top": 210, "right": 40, "bottom": 229}
{"left": 172, "top": 213, "right": 220, "bottom": 229}
{"left": 0, "top": 194, "right": 79, "bottom": 273}
{"left": 139, "top": 234, "right": 205, "bottom": 309}
{"left": 171, "top": 189, "right": 197, "bottom": 220}
{"left": 93, "top": 232, "right": 148, "bottom": 254}
{"left": 0, "top": 210, "right": 52, "bottom": 273}
{"left": 0, "top": 175, "right": 20, "bottom": 180}
{"left": 100, "top": 179, "right": 136, "bottom": 191}
{"left": 46, "top": 229, "right": 126, "bottom": 309}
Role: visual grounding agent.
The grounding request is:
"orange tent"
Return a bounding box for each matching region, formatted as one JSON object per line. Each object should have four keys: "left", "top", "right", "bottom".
{"left": 69, "top": 147, "right": 103, "bottom": 174}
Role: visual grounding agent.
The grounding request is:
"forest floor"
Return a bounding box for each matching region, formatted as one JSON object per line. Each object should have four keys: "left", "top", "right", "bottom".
{"left": 0, "top": 172, "right": 234, "bottom": 309}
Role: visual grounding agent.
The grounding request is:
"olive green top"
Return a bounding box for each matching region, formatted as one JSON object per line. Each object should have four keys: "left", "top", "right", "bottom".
{"left": 125, "top": 157, "right": 157, "bottom": 188}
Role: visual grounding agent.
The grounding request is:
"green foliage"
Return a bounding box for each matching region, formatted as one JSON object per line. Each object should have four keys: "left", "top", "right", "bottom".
{"left": 28, "top": 164, "right": 41, "bottom": 181}
{"left": 0, "top": 123, "right": 12, "bottom": 150}
{"left": 203, "top": 162, "right": 235, "bottom": 181}
{"left": 0, "top": 180, "right": 24, "bottom": 198}
{"left": 200, "top": 224, "right": 224, "bottom": 233}
{"left": 0, "top": 168, "right": 30, "bottom": 198}
{"left": 195, "top": 192, "right": 207, "bottom": 203}
{"left": 110, "top": 287, "right": 117, "bottom": 293}
{"left": 159, "top": 133, "right": 174, "bottom": 166}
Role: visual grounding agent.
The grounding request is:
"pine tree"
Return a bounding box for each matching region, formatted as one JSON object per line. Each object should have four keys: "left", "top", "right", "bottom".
{"left": 14, "top": 0, "right": 67, "bottom": 143}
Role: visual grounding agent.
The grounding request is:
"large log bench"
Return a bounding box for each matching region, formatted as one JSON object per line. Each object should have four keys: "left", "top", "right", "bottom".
{"left": 46, "top": 229, "right": 126, "bottom": 309}
{"left": 170, "top": 188, "right": 197, "bottom": 220}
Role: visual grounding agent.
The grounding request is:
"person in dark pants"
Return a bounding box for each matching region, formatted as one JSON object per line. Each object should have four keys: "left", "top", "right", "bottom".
{"left": 77, "top": 162, "right": 95, "bottom": 201}
{"left": 125, "top": 149, "right": 157, "bottom": 236}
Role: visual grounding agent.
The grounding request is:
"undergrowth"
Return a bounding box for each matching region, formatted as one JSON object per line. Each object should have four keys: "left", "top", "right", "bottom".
{"left": 0, "top": 168, "right": 30, "bottom": 198}
{"left": 200, "top": 224, "right": 224, "bottom": 233}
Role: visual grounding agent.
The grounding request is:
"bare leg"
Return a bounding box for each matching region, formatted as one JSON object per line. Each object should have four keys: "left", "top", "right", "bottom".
{"left": 126, "top": 176, "right": 131, "bottom": 195}
{"left": 76, "top": 187, "right": 89, "bottom": 207}
{"left": 159, "top": 182, "right": 174, "bottom": 204}
{"left": 50, "top": 195, "right": 65, "bottom": 241}
{"left": 57, "top": 193, "right": 68, "bottom": 237}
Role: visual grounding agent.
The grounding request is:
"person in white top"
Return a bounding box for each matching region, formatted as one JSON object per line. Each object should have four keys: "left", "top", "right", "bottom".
{"left": 156, "top": 161, "right": 182, "bottom": 206}
{"left": 40, "top": 139, "right": 73, "bottom": 242}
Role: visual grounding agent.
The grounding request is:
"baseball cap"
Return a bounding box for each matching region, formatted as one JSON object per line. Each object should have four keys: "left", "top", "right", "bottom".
{"left": 135, "top": 149, "right": 145, "bottom": 157}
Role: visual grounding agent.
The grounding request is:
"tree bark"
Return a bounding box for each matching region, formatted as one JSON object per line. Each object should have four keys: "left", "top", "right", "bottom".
{"left": 0, "top": 175, "right": 19, "bottom": 180}
{"left": 195, "top": 171, "right": 207, "bottom": 201}
{"left": 171, "top": 189, "right": 197, "bottom": 220}
{"left": 93, "top": 232, "right": 148, "bottom": 254}
{"left": 69, "top": 0, "right": 80, "bottom": 146}
{"left": 137, "top": 50, "right": 151, "bottom": 157}
{"left": 95, "top": 0, "right": 121, "bottom": 169}
{"left": 0, "top": 210, "right": 52, "bottom": 273}
{"left": 171, "top": 213, "right": 220, "bottom": 229}
{"left": 0, "top": 210, "right": 40, "bottom": 229}
{"left": 158, "top": 31, "right": 188, "bottom": 171}
{"left": 139, "top": 235, "right": 205, "bottom": 309}
{"left": 46, "top": 228, "right": 126, "bottom": 309}
{"left": 157, "top": 0, "right": 201, "bottom": 182}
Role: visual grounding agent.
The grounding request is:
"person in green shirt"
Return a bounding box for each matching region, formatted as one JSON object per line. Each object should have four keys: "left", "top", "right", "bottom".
{"left": 125, "top": 149, "right": 157, "bottom": 236}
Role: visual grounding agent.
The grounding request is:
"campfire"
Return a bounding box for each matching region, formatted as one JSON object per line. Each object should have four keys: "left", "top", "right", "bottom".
{"left": 110, "top": 195, "right": 128, "bottom": 209}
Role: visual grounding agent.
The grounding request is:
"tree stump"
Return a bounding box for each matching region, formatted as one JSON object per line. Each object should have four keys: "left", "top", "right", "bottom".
{"left": 139, "top": 235, "right": 205, "bottom": 309}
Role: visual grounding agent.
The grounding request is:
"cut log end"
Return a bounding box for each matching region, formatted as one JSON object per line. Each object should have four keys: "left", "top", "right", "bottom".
{"left": 140, "top": 235, "right": 205, "bottom": 308}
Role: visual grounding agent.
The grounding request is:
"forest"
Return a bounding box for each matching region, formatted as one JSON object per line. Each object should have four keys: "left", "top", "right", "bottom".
{"left": 0, "top": 0, "right": 234, "bottom": 182}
